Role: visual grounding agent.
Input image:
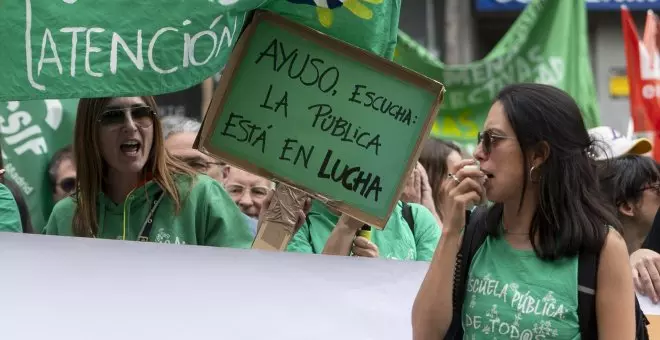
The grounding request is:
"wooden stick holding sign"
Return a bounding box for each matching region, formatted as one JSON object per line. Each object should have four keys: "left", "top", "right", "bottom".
{"left": 252, "top": 184, "right": 307, "bottom": 251}
{"left": 194, "top": 10, "right": 445, "bottom": 244}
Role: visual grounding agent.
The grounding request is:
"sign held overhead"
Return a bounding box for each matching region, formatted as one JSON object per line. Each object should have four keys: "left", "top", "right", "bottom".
{"left": 196, "top": 10, "right": 444, "bottom": 230}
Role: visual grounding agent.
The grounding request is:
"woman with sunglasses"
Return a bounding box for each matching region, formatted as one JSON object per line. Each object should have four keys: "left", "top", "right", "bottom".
{"left": 44, "top": 96, "right": 254, "bottom": 248}
{"left": 412, "top": 84, "right": 635, "bottom": 339}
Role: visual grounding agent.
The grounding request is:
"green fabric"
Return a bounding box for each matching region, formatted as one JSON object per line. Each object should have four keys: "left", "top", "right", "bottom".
{"left": 393, "top": 0, "right": 598, "bottom": 153}
{"left": 0, "top": 0, "right": 400, "bottom": 101}
{"left": 0, "top": 99, "right": 78, "bottom": 233}
{"left": 0, "top": 183, "right": 23, "bottom": 233}
{"left": 0, "top": 0, "right": 400, "bottom": 232}
{"left": 265, "top": 0, "right": 400, "bottom": 59}
{"left": 463, "top": 235, "right": 580, "bottom": 339}
{"left": 44, "top": 174, "right": 254, "bottom": 248}
{"left": 287, "top": 200, "right": 440, "bottom": 261}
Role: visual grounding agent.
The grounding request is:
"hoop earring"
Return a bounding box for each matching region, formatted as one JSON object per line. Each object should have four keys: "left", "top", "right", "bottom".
{"left": 529, "top": 166, "right": 541, "bottom": 183}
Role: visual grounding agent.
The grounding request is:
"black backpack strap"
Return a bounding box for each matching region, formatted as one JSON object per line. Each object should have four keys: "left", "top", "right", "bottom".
{"left": 445, "top": 207, "right": 489, "bottom": 340}
{"left": 636, "top": 297, "right": 650, "bottom": 339}
{"left": 402, "top": 202, "right": 415, "bottom": 234}
{"left": 577, "top": 250, "right": 599, "bottom": 340}
{"left": 577, "top": 240, "right": 650, "bottom": 340}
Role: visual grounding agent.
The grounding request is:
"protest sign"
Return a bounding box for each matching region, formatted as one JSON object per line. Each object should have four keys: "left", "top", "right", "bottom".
{"left": 394, "top": 0, "right": 599, "bottom": 153}
{"left": 196, "top": 11, "right": 444, "bottom": 228}
{"left": 0, "top": 0, "right": 401, "bottom": 101}
{"left": 0, "top": 233, "right": 428, "bottom": 340}
{"left": 0, "top": 99, "right": 78, "bottom": 233}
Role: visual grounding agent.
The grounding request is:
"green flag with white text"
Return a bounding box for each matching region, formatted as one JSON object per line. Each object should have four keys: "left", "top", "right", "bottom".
{"left": 0, "top": 0, "right": 401, "bottom": 232}
{"left": 0, "top": 0, "right": 400, "bottom": 101}
{"left": 0, "top": 99, "right": 78, "bottom": 233}
{"left": 394, "top": 0, "right": 599, "bottom": 153}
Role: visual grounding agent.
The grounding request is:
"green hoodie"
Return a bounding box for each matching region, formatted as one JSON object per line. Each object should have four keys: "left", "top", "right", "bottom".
{"left": 0, "top": 183, "right": 22, "bottom": 233}
{"left": 44, "top": 174, "right": 253, "bottom": 248}
{"left": 287, "top": 200, "right": 441, "bottom": 261}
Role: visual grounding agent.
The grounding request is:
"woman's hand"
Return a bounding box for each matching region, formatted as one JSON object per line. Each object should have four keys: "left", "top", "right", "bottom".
{"left": 400, "top": 163, "right": 422, "bottom": 204}
{"left": 630, "top": 248, "right": 660, "bottom": 303}
{"left": 258, "top": 189, "right": 312, "bottom": 234}
{"left": 440, "top": 159, "right": 486, "bottom": 234}
{"left": 417, "top": 163, "right": 442, "bottom": 224}
{"left": 352, "top": 236, "right": 379, "bottom": 258}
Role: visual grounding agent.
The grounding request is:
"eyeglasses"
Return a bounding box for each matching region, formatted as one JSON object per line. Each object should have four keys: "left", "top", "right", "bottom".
{"left": 57, "top": 177, "right": 76, "bottom": 193}
{"left": 225, "top": 184, "right": 270, "bottom": 199}
{"left": 97, "top": 106, "right": 155, "bottom": 128}
{"left": 174, "top": 156, "right": 223, "bottom": 173}
{"left": 640, "top": 183, "right": 660, "bottom": 195}
{"left": 477, "top": 130, "right": 515, "bottom": 155}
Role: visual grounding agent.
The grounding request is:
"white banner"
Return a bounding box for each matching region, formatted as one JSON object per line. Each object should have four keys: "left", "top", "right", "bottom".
{"left": 0, "top": 233, "right": 429, "bottom": 340}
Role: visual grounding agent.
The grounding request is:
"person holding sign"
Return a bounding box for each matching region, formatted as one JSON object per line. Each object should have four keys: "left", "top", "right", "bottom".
{"left": 412, "top": 84, "right": 635, "bottom": 339}
{"left": 287, "top": 199, "right": 440, "bottom": 261}
{"left": 43, "top": 96, "right": 254, "bottom": 248}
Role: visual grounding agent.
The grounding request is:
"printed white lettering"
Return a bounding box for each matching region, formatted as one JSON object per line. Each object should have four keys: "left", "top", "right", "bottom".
{"left": 37, "top": 28, "right": 63, "bottom": 76}
{"left": 60, "top": 27, "right": 87, "bottom": 77}
{"left": 85, "top": 27, "right": 105, "bottom": 77}
{"left": 110, "top": 31, "right": 144, "bottom": 74}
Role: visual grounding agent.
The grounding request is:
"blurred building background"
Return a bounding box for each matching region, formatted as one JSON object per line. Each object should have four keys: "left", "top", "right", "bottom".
{"left": 400, "top": 0, "right": 659, "bottom": 134}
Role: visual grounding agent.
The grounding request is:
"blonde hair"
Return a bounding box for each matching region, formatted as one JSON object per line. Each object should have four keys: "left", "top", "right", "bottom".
{"left": 72, "top": 96, "right": 196, "bottom": 237}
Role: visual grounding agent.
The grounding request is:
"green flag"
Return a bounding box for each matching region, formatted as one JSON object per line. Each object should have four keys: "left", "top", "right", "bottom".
{"left": 0, "top": 0, "right": 401, "bottom": 232}
{"left": 394, "top": 0, "right": 599, "bottom": 153}
{"left": 0, "top": 99, "right": 78, "bottom": 233}
{"left": 0, "top": 0, "right": 400, "bottom": 101}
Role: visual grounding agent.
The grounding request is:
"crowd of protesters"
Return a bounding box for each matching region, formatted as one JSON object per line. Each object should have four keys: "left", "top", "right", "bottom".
{"left": 3, "top": 83, "right": 660, "bottom": 338}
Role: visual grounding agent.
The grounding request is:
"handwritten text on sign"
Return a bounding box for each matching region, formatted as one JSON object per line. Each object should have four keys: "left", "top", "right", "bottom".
{"left": 202, "top": 13, "right": 442, "bottom": 226}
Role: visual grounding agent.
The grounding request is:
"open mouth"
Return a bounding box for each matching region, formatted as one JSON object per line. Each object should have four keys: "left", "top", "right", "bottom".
{"left": 482, "top": 170, "right": 494, "bottom": 179}
{"left": 120, "top": 139, "right": 141, "bottom": 156}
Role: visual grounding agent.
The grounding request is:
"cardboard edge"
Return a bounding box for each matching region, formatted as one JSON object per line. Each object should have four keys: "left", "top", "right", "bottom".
{"left": 194, "top": 11, "right": 262, "bottom": 155}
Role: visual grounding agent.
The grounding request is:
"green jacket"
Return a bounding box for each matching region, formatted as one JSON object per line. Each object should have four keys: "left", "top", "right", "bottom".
{"left": 0, "top": 183, "right": 22, "bottom": 233}
{"left": 287, "top": 200, "right": 441, "bottom": 261}
{"left": 44, "top": 174, "right": 253, "bottom": 248}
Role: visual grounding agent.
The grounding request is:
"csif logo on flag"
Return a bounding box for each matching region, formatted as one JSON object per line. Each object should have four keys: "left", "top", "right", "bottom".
{"left": 0, "top": 100, "right": 65, "bottom": 159}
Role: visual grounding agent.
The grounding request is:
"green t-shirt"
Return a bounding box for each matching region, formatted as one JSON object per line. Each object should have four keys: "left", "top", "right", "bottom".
{"left": 0, "top": 183, "right": 22, "bottom": 233}
{"left": 44, "top": 174, "right": 254, "bottom": 248}
{"left": 287, "top": 200, "right": 440, "bottom": 261}
{"left": 463, "top": 235, "right": 580, "bottom": 339}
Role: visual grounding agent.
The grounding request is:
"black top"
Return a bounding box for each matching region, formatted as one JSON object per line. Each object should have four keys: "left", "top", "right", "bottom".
{"left": 642, "top": 207, "right": 660, "bottom": 252}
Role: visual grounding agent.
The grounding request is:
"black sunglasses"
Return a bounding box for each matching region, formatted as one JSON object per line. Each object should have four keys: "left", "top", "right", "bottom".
{"left": 58, "top": 177, "right": 76, "bottom": 193}
{"left": 97, "top": 106, "right": 155, "bottom": 128}
{"left": 477, "top": 131, "right": 514, "bottom": 155}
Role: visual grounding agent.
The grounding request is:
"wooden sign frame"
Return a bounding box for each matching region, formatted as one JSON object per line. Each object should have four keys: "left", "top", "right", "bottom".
{"left": 195, "top": 10, "right": 445, "bottom": 228}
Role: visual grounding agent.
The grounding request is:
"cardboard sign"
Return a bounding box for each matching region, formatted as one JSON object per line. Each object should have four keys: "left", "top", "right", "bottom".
{"left": 197, "top": 11, "right": 444, "bottom": 228}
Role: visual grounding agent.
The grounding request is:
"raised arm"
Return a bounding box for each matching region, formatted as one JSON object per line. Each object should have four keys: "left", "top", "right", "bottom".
{"left": 412, "top": 161, "right": 484, "bottom": 339}
{"left": 322, "top": 214, "right": 363, "bottom": 256}
{"left": 596, "top": 230, "right": 636, "bottom": 339}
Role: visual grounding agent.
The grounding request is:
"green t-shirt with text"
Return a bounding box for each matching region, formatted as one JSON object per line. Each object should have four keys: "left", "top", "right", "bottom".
{"left": 463, "top": 235, "right": 580, "bottom": 339}
{"left": 287, "top": 200, "right": 440, "bottom": 261}
{"left": 44, "top": 174, "right": 254, "bottom": 248}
